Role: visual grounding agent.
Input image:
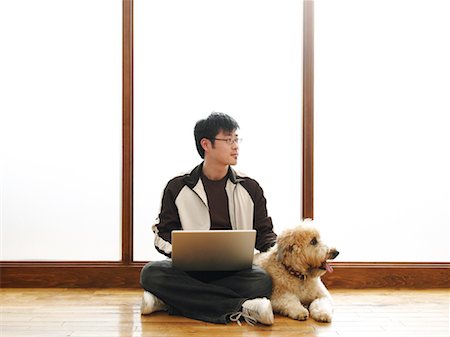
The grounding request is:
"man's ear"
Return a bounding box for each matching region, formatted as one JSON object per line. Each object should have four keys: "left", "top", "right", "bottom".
{"left": 200, "top": 138, "right": 210, "bottom": 153}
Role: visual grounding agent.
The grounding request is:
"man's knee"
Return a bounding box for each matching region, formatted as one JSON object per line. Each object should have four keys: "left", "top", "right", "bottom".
{"left": 251, "top": 266, "right": 273, "bottom": 297}
{"left": 234, "top": 265, "right": 273, "bottom": 298}
{"left": 140, "top": 260, "right": 172, "bottom": 290}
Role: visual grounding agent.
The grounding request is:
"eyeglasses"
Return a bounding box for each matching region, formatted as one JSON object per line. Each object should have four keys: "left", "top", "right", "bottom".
{"left": 211, "top": 138, "right": 243, "bottom": 145}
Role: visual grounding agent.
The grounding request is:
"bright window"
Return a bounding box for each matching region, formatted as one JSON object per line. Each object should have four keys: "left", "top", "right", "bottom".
{"left": 134, "top": 0, "right": 303, "bottom": 261}
{"left": 315, "top": 0, "right": 450, "bottom": 261}
{"left": 0, "top": 0, "right": 122, "bottom": 261}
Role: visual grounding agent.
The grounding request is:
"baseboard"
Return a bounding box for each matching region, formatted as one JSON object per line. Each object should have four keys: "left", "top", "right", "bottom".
{"left": 0, "top": 262, "right": 142, "bottom": 288}
{"left": 322, "top": 262, "right": 450, "bottom": 288}
{"left": 1, "top": 262, "right": 449, "bottom": 288}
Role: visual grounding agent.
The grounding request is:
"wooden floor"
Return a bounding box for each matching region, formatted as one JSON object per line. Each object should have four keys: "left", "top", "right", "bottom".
{"left": 1, "top": 288, "right": 448, "bottom": 337}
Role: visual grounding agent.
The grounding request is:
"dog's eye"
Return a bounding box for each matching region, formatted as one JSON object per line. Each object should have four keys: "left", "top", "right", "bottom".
{"left": 310, "top": 237, "right": 318, "bottom": 246}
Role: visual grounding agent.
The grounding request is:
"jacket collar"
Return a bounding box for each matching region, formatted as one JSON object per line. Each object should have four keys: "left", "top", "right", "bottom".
{"left": 184, "top": 162, "right": 242, "bottom": 188}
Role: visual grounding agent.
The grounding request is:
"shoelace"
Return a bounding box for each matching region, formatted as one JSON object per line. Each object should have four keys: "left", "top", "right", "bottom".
{"left": 229, "top": 310, "right": 258, "bottom": 326}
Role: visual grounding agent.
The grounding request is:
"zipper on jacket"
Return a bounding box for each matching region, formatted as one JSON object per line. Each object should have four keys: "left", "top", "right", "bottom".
{"left": 191, "top": 186, "right": 209, "bottom": 210}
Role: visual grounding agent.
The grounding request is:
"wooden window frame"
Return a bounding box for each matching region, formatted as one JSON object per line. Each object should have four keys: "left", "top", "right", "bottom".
{"left": 0, "top": 0, "right": 448, "bottom": 288}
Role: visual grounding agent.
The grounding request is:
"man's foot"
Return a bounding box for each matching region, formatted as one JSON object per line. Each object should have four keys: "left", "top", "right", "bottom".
{"left": 229, "top": 297, "right": 274, "bottom": 325}
{"left": 140, "top": 291, "right": 168, "bottom": 315}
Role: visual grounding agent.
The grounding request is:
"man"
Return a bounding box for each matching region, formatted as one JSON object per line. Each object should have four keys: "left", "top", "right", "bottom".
{"left": 140, "top": 112, "right": 277, "bottom": 325}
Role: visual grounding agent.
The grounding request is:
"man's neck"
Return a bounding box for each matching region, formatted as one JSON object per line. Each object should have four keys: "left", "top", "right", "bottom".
{"left": 202, "top": 160, "right": 229, "bottom": 181}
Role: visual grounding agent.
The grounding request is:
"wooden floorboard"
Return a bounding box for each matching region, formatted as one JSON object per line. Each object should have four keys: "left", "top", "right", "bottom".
{"left": 1, "top": 288, "right": 449, "bottom": 337}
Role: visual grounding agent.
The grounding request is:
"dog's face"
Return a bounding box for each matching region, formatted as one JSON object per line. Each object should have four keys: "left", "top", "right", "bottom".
{"left": 276, "top": 224, "right": 339, "bottom": 278}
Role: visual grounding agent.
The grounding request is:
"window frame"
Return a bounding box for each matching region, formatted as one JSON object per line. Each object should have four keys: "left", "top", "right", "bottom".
{"left": 0, "top": 0, "right": 447, "bottom": 288}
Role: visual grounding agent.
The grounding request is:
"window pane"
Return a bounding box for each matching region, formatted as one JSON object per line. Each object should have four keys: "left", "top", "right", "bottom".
{"left": 0, "top": 0, "right": 122, "bottom": 261}
{"left": 134, "top": 0, "right": 303, "bottom": 261}
{"left": 315, "top": 0, "right": 450, "bottom": 261}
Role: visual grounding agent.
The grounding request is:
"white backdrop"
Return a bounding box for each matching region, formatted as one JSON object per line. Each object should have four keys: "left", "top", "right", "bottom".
{"left": 315, "top": 0, "right": 450, "bottom": 262}
{"left": 134, "top": 0, "right": 303, "bottom": 261}
{"left": 0, "top": 0, "right": 122, "bottom": 261}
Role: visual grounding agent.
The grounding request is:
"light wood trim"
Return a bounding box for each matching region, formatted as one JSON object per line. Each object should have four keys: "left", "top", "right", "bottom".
{"left": 1, "top": 262, "right": 448, "bottom": 288}
{"left": 302, "top": 0, "right": 314, "bottom": 219}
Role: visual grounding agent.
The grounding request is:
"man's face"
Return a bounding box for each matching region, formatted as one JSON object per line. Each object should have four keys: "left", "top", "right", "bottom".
{"left": 207, "top": 129, "right": 240, "bottom": 166}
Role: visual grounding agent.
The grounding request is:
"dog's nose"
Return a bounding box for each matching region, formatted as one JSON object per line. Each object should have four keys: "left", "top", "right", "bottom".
{"left": 329, "top": 249, "right": 339, "bottom": 259}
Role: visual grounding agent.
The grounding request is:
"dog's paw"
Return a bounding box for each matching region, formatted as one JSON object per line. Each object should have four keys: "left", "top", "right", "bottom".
{"left": 289, "top": 307, "right": 309, "bottom": 321}
{"left": 309, "top": 297, "right": 333, "bottom": 323}
{"left": 310, "top": 309, "right": 332, "bottom": 323}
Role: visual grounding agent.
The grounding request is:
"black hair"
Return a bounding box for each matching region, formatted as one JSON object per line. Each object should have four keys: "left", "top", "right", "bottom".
{"left": 194, "top": 112, "right": 239, "bottom": 158}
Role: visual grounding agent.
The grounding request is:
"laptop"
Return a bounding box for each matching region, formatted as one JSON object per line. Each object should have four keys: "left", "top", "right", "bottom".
{"left": 171, "top": 229, "right": 256, "bottom": 271}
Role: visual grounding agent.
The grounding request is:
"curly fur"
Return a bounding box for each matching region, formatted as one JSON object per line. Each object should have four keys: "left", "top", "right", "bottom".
{"left": 254, "top": 221, "right": 339, "bottom": 322}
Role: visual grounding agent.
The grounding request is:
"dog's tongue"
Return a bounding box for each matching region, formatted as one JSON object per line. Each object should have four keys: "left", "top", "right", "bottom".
{"left": 324, "top": 262, "right": 334, "bottom": 273}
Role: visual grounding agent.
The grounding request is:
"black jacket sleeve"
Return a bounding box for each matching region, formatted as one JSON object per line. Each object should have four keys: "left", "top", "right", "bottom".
{"left": 241, "top": 178, "right": 277, "bottom": 252}
{"left": 152, "top": 178, "right": 184, "bottom": 257}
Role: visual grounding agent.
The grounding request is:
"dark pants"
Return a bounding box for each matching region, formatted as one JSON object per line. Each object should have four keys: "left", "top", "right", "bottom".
{"left": 140, "top": 259, "right": 272, "bottom": 324}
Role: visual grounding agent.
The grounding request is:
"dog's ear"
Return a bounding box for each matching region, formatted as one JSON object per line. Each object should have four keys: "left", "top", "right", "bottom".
{"left": 276, "top": 246, "right": 284, "bottom": 262}
{"left": 277, "top": 243, "right": 296, "bottom": 262}
{"left": 276, "top": 231, "right": 296, "bottom": 262}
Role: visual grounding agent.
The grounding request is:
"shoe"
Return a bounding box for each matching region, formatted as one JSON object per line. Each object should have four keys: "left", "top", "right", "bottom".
{"left": 229, "top": 297, "right": 274, "bottom": 326}
{"left": 140, "top": 291, "right": 168, "bottom": 315}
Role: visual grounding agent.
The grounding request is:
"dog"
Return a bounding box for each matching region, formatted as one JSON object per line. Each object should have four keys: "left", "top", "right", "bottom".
{"left": 255, "top": 221, "right": 339, "bottom": 322}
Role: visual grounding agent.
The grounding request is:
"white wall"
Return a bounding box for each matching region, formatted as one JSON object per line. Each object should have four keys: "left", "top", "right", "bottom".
{"left": 0, "top": 0, "right": 122, "bottom": 261}
{"left": 315, "top": 0, "right": 450, "bottom": 262}
{"left": 133, "top": 0, "right": 303, "bottom": 261}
